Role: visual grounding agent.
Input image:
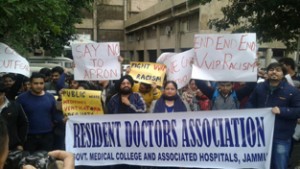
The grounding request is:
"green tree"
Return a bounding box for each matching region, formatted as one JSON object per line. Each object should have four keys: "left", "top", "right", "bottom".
{"left": 0, "top": 0, "right": 93, "bottom": 55}
{"left": 206, "top": 0, "right": 300, "bottom": 51}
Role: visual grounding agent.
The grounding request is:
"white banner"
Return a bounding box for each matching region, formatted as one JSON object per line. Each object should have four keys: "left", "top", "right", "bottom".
{"left": 157, "top": 49, "right": 195, "bottom": 89}
{"left": 66, "top": 108, "right": 274, "bottom": 169}
{"left": 71, "top": 42, "right": 121, "bottom": 80}
{"left": 192, "top": 33, "right": 257, "bottom": 82}
{"left": 0, "top": 43, "right": 30, "bottom": 77}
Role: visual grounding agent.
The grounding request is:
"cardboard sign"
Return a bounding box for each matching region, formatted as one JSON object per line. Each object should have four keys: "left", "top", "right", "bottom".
{"left": 72, "top": 42, "right": 121, "bottom": 80}
{"left": 129, "top": 62, "right": 166, "bottom": 86}
{"left": 192, "top": 33, "right": 257, "bottom": 82}
{"left": 62, "top": 89, "right": 104, "bottom": 115}
{"left": 0, "top": 43, "right": 30, "bottom": 77}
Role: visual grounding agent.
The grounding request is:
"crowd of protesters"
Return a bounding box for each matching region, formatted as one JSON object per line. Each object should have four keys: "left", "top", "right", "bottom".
{"left": 1, "top": 57, "right": 300, "bottom": 169}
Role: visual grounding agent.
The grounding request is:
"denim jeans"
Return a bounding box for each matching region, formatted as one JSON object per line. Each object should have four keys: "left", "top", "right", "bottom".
{"left": 271, "top": 138, "right": 291, "bottom": 169}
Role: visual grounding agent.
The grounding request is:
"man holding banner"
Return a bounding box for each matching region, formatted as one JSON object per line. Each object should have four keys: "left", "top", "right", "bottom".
{"left": 246, "top": 62, "right": 300, "bottom": 169}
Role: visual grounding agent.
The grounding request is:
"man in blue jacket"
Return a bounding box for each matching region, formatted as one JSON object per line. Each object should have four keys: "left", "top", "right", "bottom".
{"left": 246, "top": 62, "right": 300, "bottom": 169}
{"left": 107, "top": 75, "right": 146, "bottom": 169}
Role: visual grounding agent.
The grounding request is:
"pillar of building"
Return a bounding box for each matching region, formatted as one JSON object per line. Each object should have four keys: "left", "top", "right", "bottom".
{"left": 93, "top": 1, "right": 98, "bottom": 41}
{"left": 174, "top": 20, "right": 181, "bottom": 53}
{"left": 265, "top": 48, "right": 273, "bottom": 67}
{"left": 143, "top": 29, "right": 149, "bottom": 61}
{"left": 133, "top": 50, "right": 138, "bottom": 61}
{"left": 156, "top": 25, "right": 161, "bottom": 59}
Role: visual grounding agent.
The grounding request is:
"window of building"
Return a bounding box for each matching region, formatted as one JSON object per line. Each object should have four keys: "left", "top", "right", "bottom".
{"left": 189, "top": 13, "right": 199, "bottom": 32}
{"left": 137, "top": 51, "right": 144, "bottom": 61}
{"left": 147, "top": 27, "right": 156, "bottom": 39}
{"left": 98, "top": 5, "right": 124, "bottom": 20}
{"left": 127, "top": 33, "right": 135, "bottom": 42}
{"left": 160, "top": 22, "right": 174, "bottom": 36}
{"left": 148, "top": 50, "right": 157, "bottom": 62}
{"left": 80, "top": 8, "right": 93, "bottom": 19}
{"left": 136, "top": 31, "right": 144, "bottom": 41}
{"left": 98, "top": 30, "right": 124, "bottom": 42}
{"left": 180, "top": 18, "right": 189, "bottom": 33}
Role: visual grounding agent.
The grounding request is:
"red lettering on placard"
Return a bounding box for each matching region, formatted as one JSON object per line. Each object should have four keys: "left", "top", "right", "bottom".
{"left": 195, "top": 52, "right": 257, "bottom": 72}
{"left": 174, "top": 74, "right": 189, "bottom": 87}
{"left": 83, "top": 45, "right": 93, "bottom": 58}
{"left": 238, "top": 34, "right": 256, "bottom": 51}
{"left": 215, "top": 36, "right": 238, "bottom": 50}
{"left": 153, "top": 64, "right": 166, "bottom": 71}
{"left": 90, "top": 58, "right": 104, "bottom": 67}
{"left": 168, "top": 60, "right": 180, "bottom": 74}
{"left": 84, "top": 68, "right": 118, "bottom": 79}
{"left": 0, "top": 59, "right": 30, "bottom": 71}
{"left": 75, "top": 44, "right": 101, "bottom": 58}
{"left": 91, "top": 44, "right": 100, "bottom": 55}
{"left": 194, "top": 36, "right": 214, "bottom": 49}
{"left": 5, "top": 47, "right": 15, "bottom": 55}
{"left": 108, "top": 43, "right": 120, "bottom": 56}
{"left": 215, "top": 36, "right": 224, "bottom": 50}
{"left": 181, "top": 55, "right": 191, "bottom": 68}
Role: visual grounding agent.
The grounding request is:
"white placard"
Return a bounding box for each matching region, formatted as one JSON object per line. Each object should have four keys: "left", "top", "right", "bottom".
{"left": 72, "top": 42, "right": 121, "bottom": 80}
{"left": 157, "top": 49, "right": 195, "bottom": 89}
{"left": 192, "top": 33, "right": 257, "bottom": 82}
{"left": 0, "top": 43, "right": 30, "bottom": 77}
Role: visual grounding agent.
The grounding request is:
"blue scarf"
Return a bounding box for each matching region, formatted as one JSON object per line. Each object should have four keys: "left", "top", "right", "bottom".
{"left": 153, "top": 94, "right": 187, "bottom": 113}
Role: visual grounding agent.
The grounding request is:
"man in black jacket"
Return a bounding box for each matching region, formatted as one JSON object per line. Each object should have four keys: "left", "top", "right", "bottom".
{"left": 0, "top": 117, "right": 8, "bottom": 169}
{"left": 0, "top": 82, "right": 28, "bottom": 150}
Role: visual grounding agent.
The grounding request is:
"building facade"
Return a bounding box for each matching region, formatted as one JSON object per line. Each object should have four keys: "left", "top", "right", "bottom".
{"left": 75, "top": 0, "right": 289, "bottom": 67}
{"left": 74, "top": 0, "right": 158, "bottom": 58}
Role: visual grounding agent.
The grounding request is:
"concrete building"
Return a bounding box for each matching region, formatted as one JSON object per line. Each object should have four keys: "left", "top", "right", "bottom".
{"left": 123, "top": 0, "right": 289, "bottom": 67}
{"left": 75, "top": 0, "right": 290, "bottom": 67}
{"left": 74, "top": 0, "right": 158, "bottom": 58}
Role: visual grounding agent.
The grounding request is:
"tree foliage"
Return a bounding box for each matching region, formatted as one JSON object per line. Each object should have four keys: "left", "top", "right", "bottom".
{"left": 0, "top": 0, "right": 93, "bottom": 55}
{"left": 206, "top": 0, "right": 300, "bottom": 51}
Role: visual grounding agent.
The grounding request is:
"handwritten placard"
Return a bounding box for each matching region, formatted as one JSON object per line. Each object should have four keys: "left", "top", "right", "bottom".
{"left": 62, "top": 89, "right": 103, "bottom": 115}
{"left": 129, "top": 62, "right": 166, "bottom": 86}
{"left": 192, "top": 33, "right": 257, "bottom": 82}
{"left": 72, "top": 42, "right": 121, "bottom": 80}
{"left": 157, "top": 49, "right": 194, "bottom": 89}
{"left": 0, "top": 43, "right": 30, "bottom": 77}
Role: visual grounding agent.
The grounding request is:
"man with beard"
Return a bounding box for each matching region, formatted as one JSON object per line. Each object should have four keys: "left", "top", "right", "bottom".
{"left": 44, "top": 66, "right": 68, "bottom": 150}
{"left": 44, "top": 66, "right": 68, "bottom": 96}
{"left": 107, "top": 75, "right": 146, "bottom": 114}
{"left": 246, "top": 62, "right": 300, "bottom": 169}
{"left": 16, "top": 73, "right": 58, "bottom": 152}
{"left": 107, "top": 75, "right": 146, "bottom": 169}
